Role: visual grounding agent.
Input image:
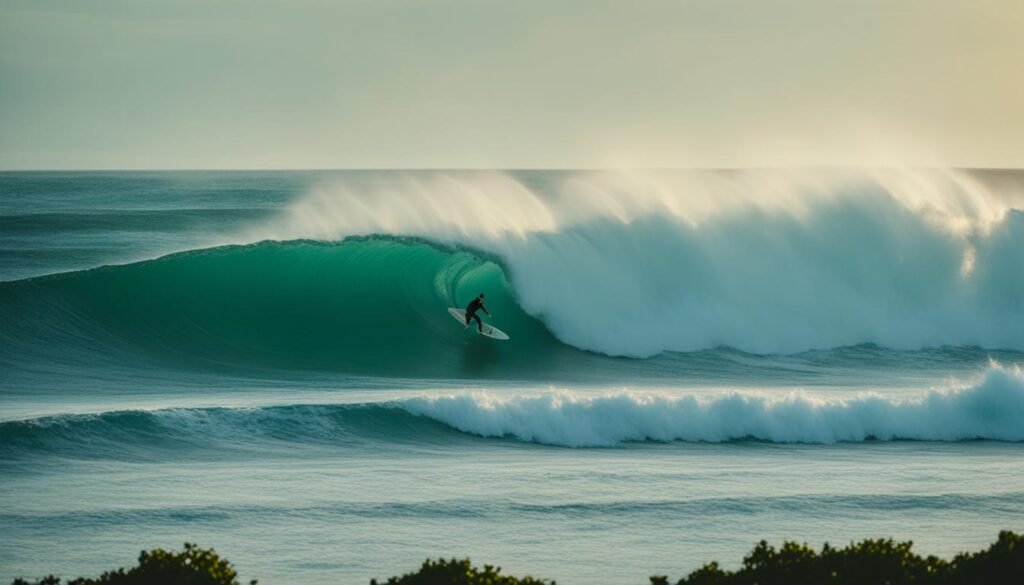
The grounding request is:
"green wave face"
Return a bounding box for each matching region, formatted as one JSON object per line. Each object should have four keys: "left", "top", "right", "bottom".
{"left": 1, "top": 238, "right": 583, "bottom": 378}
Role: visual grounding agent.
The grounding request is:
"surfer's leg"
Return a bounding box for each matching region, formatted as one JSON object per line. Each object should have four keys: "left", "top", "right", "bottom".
{"left": 464, "top": 313, "right": 471, "bottom": 329}
{"left": 473, "top": 314, "right": 483, "bottom": 332}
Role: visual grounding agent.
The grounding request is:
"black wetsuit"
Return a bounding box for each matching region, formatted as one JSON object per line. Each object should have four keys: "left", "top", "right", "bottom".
{"left": 465, "top": 298, "right": 487, "bottom": 332}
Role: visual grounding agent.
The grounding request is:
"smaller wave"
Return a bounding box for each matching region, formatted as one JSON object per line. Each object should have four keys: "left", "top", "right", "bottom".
{"left": 2, "top": 366, "right": 1021, "bottom": 456}
{"left": 401, "top": 364, "right": 1024, "bottom": 446}
{"left": 0, "top": 403, "right": 472, "bottom": 461}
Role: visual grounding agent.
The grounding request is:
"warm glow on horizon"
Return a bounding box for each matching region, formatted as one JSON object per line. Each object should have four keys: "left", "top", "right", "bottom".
{"left": 1, "top": 0, "right": 1022, "bottom": 169}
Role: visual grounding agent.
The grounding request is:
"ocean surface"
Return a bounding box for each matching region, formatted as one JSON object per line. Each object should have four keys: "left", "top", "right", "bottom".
{"left": 1, "top": 169, "right": 1023, "bottom": 584}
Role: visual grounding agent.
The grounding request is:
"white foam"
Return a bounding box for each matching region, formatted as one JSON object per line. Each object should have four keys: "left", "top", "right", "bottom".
{"left": 253, "top": 168, "right": 1023, "bottom": 356}
{"left": 400, "top": 364, "right": 1024, "bottom": 446}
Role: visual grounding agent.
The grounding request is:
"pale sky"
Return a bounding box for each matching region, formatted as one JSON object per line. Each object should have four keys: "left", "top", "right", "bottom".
{"left": 1, "top": 0, "right": 1022, "bottom": 169}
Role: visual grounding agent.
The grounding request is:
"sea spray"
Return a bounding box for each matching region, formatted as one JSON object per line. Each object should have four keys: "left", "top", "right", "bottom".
{"left": 3, "top": 169, "right": 1021, "bottom": 377}
{"left": 259, "top": 168, "right": 1024, "bottom": 356}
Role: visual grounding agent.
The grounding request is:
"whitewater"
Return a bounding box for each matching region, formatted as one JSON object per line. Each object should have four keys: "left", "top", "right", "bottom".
{"left": 1, "top": 169, "right": 1022, "bottom": 584}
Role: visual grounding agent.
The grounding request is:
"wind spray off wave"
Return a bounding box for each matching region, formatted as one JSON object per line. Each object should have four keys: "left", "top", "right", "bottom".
{"left": 3, "top": 169, "right": 1022, "bottom": 378}
{"left": 252, "top": 169, "right": 1024, "bottom": 356}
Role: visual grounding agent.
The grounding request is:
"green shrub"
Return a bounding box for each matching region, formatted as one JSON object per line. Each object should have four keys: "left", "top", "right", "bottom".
{"left": 370, "top": 558, "right": 553, "bottom": 585}
{"left": 11, "top": 543, "right": 254, "bottom": 585}
{"left": 10, "top": 531, "right": 1021, "bottom": 585}
{"left": 661, "top": 530, "right": 1023, "bottom": 585}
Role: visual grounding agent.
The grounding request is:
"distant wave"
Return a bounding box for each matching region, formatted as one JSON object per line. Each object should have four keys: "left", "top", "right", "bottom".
{"left": 3, "top": 494, "right": 1021, "bottom": 526}
{"left": 2, "top": 366, "right": 1022, "bottom": 457}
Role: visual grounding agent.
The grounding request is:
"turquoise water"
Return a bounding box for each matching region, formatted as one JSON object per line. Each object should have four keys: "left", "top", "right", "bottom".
{"left": 1, "top": 169, "right": 1022, "bottom": 583}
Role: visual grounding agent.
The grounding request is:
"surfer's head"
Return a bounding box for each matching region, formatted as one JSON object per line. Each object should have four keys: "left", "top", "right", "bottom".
{"left": 479, "top": 293, "right": 485, "bottom": 299}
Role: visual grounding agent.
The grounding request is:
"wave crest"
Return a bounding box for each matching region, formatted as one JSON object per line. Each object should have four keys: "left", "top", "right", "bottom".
{"left": 259, "top": 169, "right": 1024, "bottom": 356}
{"left": 2, "top": 366, "right": 1022, "bottom": 456}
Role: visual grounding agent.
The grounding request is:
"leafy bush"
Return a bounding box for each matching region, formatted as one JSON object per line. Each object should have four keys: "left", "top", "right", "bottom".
{"left": 657, "top": 530, "right": 1023, "bottom": 585}
{"left": 11, "top": 543, "right": 254, "bottom": 585}
{"left": 10, "top": 531, "right": 1021, "bottom": 585}
{"left": 370, "top": 558, "right": 553, "bottom": 585}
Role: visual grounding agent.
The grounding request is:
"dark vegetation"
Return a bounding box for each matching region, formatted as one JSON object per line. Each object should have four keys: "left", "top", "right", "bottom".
{"left": 369, "top": 558, "right": 552, "bottom": 585}
{"left": 10, "top": 543, "right": 254, "bottom": 585}
{"left": 10, "top": 531, "right": 1022, "bottom": 585}
{"left": 653, "top": 530, "right": 1023, "bottom": 585}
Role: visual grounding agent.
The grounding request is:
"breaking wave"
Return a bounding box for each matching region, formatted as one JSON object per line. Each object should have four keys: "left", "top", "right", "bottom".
{"left": 2, "top": 168, "right": 1022, "bottom": 378}
{"left": 3, "top": 365, "right": 1022, "bottom": 454}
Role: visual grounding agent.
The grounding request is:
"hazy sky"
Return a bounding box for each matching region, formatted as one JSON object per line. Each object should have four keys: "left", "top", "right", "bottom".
{"left": 1, "top": 0, "right": 1021, "bottom": 169}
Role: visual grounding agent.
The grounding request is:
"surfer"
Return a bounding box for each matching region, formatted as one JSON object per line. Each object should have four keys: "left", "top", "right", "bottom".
{"left": 464, "top": 294, "right": 491, "bottom": 333}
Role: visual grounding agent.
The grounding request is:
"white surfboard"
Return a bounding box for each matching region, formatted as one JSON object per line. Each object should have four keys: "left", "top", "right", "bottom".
{"left": 448, "top": 308, "right": 510, "bottom": 340}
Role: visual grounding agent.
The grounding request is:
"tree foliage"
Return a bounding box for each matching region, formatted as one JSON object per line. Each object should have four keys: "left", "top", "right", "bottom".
{"left": 660, "top": 530, "right": 1022, "bottom": 585}
{"left": 11, "top": 543, "right": 254, "bottom": 585}
{"left": 370, "top": 558, "right": 553, "bottom": 585}
{"left": 10, "top": 531, "right": 1022, "bottom": 585}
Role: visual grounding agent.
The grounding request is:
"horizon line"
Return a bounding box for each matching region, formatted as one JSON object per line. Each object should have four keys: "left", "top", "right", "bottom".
{"left": 2, "top": 165, "right": 1023, "bottom": 173}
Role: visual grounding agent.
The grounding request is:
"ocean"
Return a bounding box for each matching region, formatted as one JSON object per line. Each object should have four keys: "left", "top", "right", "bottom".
{"left": 1, "top": 169, "right": 1022, "bottom": 584}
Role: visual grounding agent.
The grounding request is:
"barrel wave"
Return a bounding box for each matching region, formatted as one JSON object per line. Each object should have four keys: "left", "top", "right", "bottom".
{"left": 2, "top": 168, "right": 1022, "bottom": 381}
{"left": 259, "top": 168, "right": 1024, "bottom": 357}
{"left": 0, "top": 237, "right": 583, "bottom": 378}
